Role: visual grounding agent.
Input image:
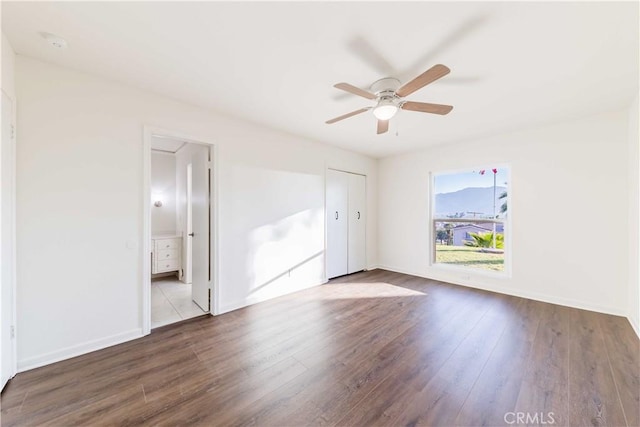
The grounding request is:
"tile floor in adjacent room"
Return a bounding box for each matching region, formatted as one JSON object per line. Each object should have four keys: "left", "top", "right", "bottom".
{"left": 151, "top": 277, "right": 206, "bottom": 328}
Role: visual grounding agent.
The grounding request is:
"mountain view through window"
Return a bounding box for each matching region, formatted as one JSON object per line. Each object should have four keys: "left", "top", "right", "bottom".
{"left": 433, "top": 167, "right": 509, "bottom": 272}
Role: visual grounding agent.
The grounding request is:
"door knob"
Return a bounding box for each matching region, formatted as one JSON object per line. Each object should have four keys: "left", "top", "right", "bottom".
{"left": 188, "top": 233, "right": 194, "bottom": 237}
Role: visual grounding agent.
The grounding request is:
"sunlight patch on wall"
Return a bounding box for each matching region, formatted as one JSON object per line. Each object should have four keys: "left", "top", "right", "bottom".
{"left": 248, "top": 207, "right": 324, "bottom": 300}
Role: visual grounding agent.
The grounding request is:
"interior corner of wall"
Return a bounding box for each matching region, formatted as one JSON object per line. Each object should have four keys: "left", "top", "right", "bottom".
{"left": 628, "top": 314, "right": 640, "bottom": 340}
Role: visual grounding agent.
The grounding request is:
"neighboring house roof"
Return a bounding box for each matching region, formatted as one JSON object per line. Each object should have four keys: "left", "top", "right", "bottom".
{"left": 452, "top": 224, "right": 492, "bottom": 231}
{"left": 451, "top": 223, "right": 505, "bottom": 232}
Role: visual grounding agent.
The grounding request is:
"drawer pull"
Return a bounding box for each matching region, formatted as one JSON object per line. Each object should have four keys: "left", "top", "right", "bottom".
{"left": 165, "top": 254, "right": 170, "bottom": 257}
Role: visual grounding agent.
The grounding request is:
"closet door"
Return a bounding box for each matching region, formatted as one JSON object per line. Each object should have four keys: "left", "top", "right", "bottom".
{"left": 348, "top": 173, "right": 366, "bottom": 274}
{"left": 326, "top": 169, "right": 349, "bottom": 279}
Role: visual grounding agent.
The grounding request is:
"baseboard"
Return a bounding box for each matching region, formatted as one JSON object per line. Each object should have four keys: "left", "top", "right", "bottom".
{"left": 377, "top": 265, "right": 627, "bottom": 318}
{"left": 218, "top": 278, "right": 328, "bottom": 315}
{"left": 219, "top": 299, "right": 252, "bottom": 315}
{"left": 376, "top": 264, "right": 422, "bottom": 278}
{"left": 17, "top": 328, "right": 143, "bottom": 373}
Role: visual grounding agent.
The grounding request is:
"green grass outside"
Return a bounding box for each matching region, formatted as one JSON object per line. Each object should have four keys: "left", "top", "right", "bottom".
{"left": 435, "top": 244, "right": 505, "bottom": 272}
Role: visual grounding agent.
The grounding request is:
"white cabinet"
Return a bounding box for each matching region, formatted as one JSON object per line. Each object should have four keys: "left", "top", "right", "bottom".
{"left": 326, "top": 169, "right": 366, "bottom": 279}
{"left": 152, "top": 236, "right": 182, "bottom": 274}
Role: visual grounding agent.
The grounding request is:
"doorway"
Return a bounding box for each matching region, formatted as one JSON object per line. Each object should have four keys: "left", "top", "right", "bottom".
{"left": 143, "top": 128, "right": 218, "bottom": 333}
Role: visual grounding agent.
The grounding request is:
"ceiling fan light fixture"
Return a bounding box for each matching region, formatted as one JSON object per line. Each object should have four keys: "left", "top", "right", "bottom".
{"left": 373, "top": 99, "right": 398, "bottom": 120}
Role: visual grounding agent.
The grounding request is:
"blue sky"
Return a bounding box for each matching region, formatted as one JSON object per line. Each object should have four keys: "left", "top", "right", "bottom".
{"left": 434, "top": 167, "right": 509, "bottom": 194}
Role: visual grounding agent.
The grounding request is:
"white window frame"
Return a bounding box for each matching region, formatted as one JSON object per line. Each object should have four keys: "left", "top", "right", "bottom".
{"left": 429, "top": 166, "right": 512, "bottom": 277}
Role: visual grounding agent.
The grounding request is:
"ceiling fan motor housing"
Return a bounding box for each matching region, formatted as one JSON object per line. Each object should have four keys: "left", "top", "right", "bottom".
{"left": 369, "top": 77, "right": 401, "bottom": 95}
{"left": 370, "top": 77, "right": 402, "bottom": 112}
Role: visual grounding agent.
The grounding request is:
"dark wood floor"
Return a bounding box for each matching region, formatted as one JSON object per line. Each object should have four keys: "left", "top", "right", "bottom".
{"left": 1, "top": 269, "right": 638, "bottom": 426}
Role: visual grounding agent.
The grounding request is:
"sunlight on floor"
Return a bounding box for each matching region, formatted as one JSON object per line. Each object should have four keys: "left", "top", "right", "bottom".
{"left": 321, "top": 282, "right": 426, "bottom": 299}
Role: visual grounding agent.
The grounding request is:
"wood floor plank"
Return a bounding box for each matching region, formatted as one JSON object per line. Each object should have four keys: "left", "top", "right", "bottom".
{"left": 143, "top": 356, "right": 309, "bottom": 426}
{"left": 6, "top": 343, "right": 204, "bottom": 425}
{"left": 453, "top": 297, "right": 543, "bottom": 426}
{"left": 597, "top": 313, "right": 640, "bottom": 427}
{"left": 214, "top": 358, "right": 343, "bottom": 426}
{"left": 40, "top": 384, "right": 146, "bottom": 427}
{"left": 1, "top": 269, "right": 637, "bottom": 427}
{"left": 303, "top": 309, "right": 439, "bottom": 424}
{"left": 513, "top": 302, "right": 571, "bottom": 426}
{"left": 386, "top": 296, "right": 510, "bottom": 426}
{"left": 333, "top": 287, "right": 494, "bottom": 426}
{"left": 568, "top": 308, "right": 628, "bottom": 427}
{"left": 291, "top": 289, "right": 430, "bottom": 369}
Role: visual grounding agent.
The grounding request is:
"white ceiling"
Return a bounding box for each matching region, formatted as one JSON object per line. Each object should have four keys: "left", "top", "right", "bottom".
{"left": 3, "top": 1, "right": 638, "bottom": 158}
{"left": 150, "top": 136, "right": 186, "bottom": 154}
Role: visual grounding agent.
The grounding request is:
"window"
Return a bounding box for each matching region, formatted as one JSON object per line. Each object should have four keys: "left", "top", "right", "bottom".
{"left": 432, "top": 167, "right": 509, "bottom": 273}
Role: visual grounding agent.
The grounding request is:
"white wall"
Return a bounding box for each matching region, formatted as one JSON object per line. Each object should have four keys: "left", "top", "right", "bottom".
{"left": 150, "top": 151, "right": 177, "bottom": 234}
{"left": 378, "top": 111, "right": 630, "bottom": 316}
{"left": 15, "top": 56, "right": 378, "bottom": 370}
{"left": 628, "top": 95, "right": 639, "bottom": 336}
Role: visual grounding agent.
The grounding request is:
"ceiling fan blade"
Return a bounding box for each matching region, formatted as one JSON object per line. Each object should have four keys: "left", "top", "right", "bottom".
{"left": 377, "top": 120, "right": 389, "bottom": 134}
{"left": 396, "top": 64, "right": 451, "bottom": 97}
{"left": 325, "top": 108, "right": 369, "bottom": 124}
{"left": 401, "top": 101, "right": 453, "bottom": 115}
{"left": 347, "top": 36, "right": 396, "bottom": 76}
{"left": 334, "top": 83, "right": 377, "bottom": 100}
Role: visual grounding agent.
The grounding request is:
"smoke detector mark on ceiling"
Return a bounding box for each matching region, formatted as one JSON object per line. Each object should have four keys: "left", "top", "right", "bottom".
{"left": 40, "top": 32, "right": 68, "bottom": 49}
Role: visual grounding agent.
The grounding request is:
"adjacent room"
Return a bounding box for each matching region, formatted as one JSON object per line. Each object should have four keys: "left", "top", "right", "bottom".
{"left": 149, "top": 135, "right": 212, "bottom": 328}
{"left": 1, "top": 1, "right": 638, "bottom": 426}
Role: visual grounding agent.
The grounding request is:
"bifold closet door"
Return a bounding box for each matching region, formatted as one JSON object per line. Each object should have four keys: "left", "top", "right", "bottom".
{"left": 348, "top": 173, "right": 366, "bottom": 274}
{"left": 326, "top": 169, "right": 349, "bottom": 279}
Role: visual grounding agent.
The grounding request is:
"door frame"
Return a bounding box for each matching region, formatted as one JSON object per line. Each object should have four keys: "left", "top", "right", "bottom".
{"left": 185, "top": 163, "right": 193, "bottom": 284}
{"left": 142, "top": 126, "right": 220, "bottom": 335}
{"left": 1, "top": 89, "right": 17, "bottom": 389}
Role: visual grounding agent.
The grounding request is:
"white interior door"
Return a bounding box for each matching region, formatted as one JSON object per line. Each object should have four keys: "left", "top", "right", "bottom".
{"left": 185, "top": 163, "right": 193, "bottom": 284}
{"left": 191, "top": 145, "right": 210, "bottom": 311}
{"left": 1, "top": 91, "right": 16, "bottom": 389}
{"left": 326, "top": 169, "right": 348, "bottom": 279}
{"left": 348, "top": 173, "right": 366, "bottom": 274}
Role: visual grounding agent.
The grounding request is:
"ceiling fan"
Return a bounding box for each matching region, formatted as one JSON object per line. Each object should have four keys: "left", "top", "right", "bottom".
{"left": 326, "top": 64, "right": 453, "bottom": 134}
